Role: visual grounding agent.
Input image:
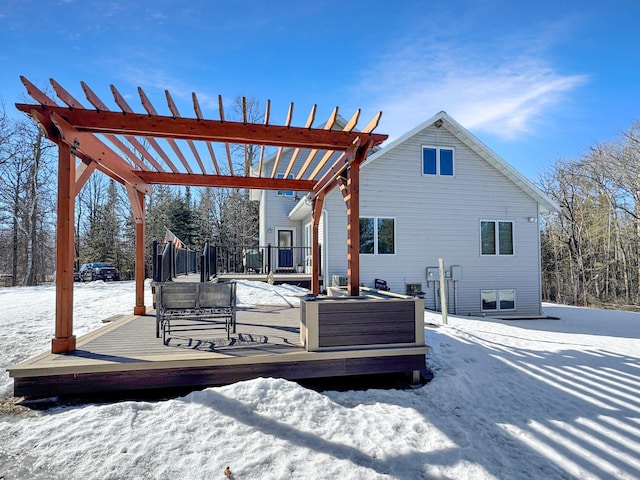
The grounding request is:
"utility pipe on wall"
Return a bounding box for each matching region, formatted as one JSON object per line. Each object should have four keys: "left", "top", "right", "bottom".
{"left": 438, "top": 258, "right": 448, "bottom": 325}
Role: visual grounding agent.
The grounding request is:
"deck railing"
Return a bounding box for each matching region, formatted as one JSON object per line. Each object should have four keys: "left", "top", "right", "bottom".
{"left": 200, "top": 241, "right": 215, "bottom": 282}
{"left": 211, "top": 244, "right": 318, "bottom": 276}
{"left": 152, "top": 241, "right": 319, "bottom": 280}
{"left": 152, "top": 240, "right": 198, "bottom": 282}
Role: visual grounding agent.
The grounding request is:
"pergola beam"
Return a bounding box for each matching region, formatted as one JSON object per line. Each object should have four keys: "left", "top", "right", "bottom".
{"left": 29, "top": 108, "right": 128, "bottom": 190}
{"left": 50, "top": 113, "right": 152, "bottom": 194}
{"left": 14, "top": 104, "right": 386, "bottom": 153}
{"left": 134, "top": 171, "right": 316, "bottom": 190}
{"left": 75, "top": 157, "right": 97, "bottom": 193}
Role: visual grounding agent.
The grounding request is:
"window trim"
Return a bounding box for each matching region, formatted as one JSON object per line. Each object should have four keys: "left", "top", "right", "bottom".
{"left": 481, "top": 289, "right": 516, "bottom": 311}
{"left": 480, "top": 219, "right": 515, "bottom": 256}
{"left": 359, "top": 216, "right": 396, "bottom": 255}
{"left": 422, "top": 145, "right": 455, "bottom": 177}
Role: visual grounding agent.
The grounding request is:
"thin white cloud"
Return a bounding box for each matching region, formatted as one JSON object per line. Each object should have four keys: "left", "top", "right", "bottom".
{"left": 359, "top": 36, "right": 588, "bottom": 141}
{"left": 107, "top": 65, "right": 222, "bottom": 117}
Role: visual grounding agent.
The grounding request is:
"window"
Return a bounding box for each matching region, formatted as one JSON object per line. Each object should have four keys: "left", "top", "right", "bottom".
{"left": 481, "top": 289, "right": 516, "bottom": 311}
{"left": 276, "top": 173, "right": 294, "bottom": 197}
{"left": 377, "top": 218, "right": 395, "bottom": 254}
{"left": 481, "top": 220, "right": 513, "bottom": 255}
{"left": 359, "top": 217, "right": 395, "bottom": 255}
{"left": 360, "top": 218, "right": 374, "bottom": 254}
{"left": 422, "top": 146, "right": 454, "bottom": 176}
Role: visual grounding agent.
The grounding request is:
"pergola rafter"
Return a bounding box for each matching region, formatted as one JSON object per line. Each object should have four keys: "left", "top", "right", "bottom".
{"left": 16, "top": 76, "right": 388, "bottom": 354}
{"left": 81, "top": 82, "right": 168, "bottom": 173}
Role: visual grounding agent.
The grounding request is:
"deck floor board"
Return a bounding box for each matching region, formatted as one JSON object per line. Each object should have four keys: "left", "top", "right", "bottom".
{"left": 42, "top": 306, "right": 303, "bottom": 365}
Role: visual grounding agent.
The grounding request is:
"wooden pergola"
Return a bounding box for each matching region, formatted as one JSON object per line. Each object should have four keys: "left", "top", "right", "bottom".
{"left": 16, "top": 77, "right": 388, "bottom": 354}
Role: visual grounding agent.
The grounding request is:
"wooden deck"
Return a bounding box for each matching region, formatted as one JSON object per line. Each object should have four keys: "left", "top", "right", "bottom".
{"left": 9, "top": 305, "right": 428, "bottom": 398}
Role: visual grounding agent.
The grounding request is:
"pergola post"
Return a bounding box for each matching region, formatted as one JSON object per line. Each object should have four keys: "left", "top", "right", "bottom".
{"left": 311, "top": 192, "right": 325, "bottom": 295}
{"left": 346, "top": 163, "right": 360, "bottom": 296}
{"left": 134, "top": 189, "right": 146, "bottom": 315}
{"left": 52, "top": 141, "right": 77, "bottom": 353}
{"left": 125, "top": 185, "right": 147, "bottom": 315}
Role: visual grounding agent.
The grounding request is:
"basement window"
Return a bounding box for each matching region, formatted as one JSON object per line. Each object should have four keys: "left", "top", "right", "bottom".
{"left": 481, "top": 289, "right": 516, "bottom": 311}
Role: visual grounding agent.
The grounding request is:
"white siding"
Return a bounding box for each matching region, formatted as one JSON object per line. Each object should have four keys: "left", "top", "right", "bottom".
{"left": 325, "top": 125, "right": 543, "bottom": 316}
{"left": 324, "top": 190, "right": 347, "bottom": 280}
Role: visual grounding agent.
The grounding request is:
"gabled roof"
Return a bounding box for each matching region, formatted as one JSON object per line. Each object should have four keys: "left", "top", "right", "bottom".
{"left": 362, "top": 111, "right": 559, "bottom": 213}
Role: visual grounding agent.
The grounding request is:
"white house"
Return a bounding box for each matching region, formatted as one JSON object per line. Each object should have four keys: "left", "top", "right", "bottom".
{"left": 252, "top": 111, "right": 558, "bottom": 317}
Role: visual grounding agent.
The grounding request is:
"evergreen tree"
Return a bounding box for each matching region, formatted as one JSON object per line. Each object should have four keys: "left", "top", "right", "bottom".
{"left": 168, "top": 187, "right": 197, "bottom": 247}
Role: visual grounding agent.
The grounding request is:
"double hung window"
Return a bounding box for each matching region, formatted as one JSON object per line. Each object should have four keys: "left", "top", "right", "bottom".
{"left": 481, "top": 221, "right": 513, "bottom": 255}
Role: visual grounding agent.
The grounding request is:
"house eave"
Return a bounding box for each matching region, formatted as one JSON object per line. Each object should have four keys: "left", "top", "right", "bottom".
{"left": 288, "top": 198, "right": 312, "bottom": 220}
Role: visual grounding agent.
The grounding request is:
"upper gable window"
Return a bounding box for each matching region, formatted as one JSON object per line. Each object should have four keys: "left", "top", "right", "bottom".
{"left": 422, "top": 146, "right": 454, "bottom": 176}
{"left": 276, "top": 173, "right": 294, "bottom": 197}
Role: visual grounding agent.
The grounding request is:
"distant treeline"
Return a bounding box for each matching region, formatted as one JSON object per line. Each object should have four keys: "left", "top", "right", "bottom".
{"left": 539, "top": 121, "right": 640, "bottom": 308}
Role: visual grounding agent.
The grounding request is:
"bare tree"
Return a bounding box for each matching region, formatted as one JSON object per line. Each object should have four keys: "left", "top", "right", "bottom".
{"left": 540, "top": 120, "right": 640, "bottom": 308}
{"left": 0, "top": 117, "right": 55, "bottom": 284}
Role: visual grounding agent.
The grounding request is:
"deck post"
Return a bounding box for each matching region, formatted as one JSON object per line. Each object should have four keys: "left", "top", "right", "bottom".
{"left": 134, "top": 189, "right": 146, "bottom": 315}
{"left": 52, "top": 141, "right": 76, "bottom": 353}
{"left": 125, "top": 185, "right": 147, "bottom": 314}
{"left": 346, "top": 162, "right": 360, "bottom": 296}
{"left": 311, "top": 192, "right": 325, "bottom": 295}
{"left": 267, "top": 244, "right": 272, "bottom": 273}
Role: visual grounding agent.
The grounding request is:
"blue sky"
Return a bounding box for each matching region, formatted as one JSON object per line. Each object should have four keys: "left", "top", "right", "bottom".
{"left": 1, "top": 0, "right": 638, "bottom": 180}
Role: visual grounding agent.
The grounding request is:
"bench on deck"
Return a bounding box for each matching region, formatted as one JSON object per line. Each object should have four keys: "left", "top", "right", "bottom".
{"left": 156, "top": 281, "right": 237, "bottom": 344}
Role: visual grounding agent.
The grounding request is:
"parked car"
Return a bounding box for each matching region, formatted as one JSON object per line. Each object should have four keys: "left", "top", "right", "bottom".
{"left": 79, "top": 262, "right": 120, "bottom": 282}
{"left": 53, "top": 269, "right": 82, "bottom": 282}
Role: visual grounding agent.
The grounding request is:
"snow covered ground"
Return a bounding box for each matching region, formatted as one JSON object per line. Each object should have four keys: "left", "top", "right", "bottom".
{"left": 1, "top": 281, "right": 639, "bottom": 479}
